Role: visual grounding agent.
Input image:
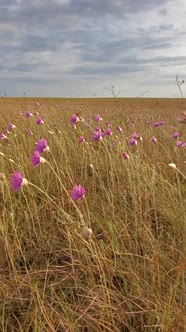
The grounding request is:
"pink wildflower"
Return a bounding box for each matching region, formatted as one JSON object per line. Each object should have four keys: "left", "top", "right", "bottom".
{"left": 10, "top": 171, "right": 28, "bottom": 192}
{"left": 71, "top": 184, "right": 85, "bottom": 200}
{"left": 79, "top": 136, "right": 85, "bottom": 143}
{"left": 95, "top": 114, "right": 102, "bottom": 122}
{"left": 35, "top": 138, "right": 49, "bottom": 153}
{"left": 151, "top": 136, "right": 157, "bottom": 143}
{"left": 70, "top": 114, "right": 79, "bottom": 125}
{"left": 122, "top": 152, "right": 129, "bottom": 159}
{"left": 36, "top": 118, "right": 44, "bottom": 125}
{"left": 31, "top": 151, "right": 45, "bottom": 167}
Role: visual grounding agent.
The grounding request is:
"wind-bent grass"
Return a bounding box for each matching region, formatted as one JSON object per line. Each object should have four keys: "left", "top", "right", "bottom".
{"left": 0, "top": 97, "right": 186, "bottom": 331}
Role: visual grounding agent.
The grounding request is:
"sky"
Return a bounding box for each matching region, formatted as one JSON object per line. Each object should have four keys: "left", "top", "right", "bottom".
{"left": 1, "top": 0, "right": 186, "bottom": 98}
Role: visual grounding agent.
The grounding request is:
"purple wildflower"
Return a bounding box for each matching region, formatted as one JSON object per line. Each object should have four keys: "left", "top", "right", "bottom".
{"left": 95, "top": 114, "right": 102, "bottom": 122}
{"left": 95, "top": 126, "right": 101, "bottom": 132}
{"left": 10, "top": 171, "right": 28, "bottom": 192}
{"left": 177, "top": 141, "right": 184, "bottom": 148}
{"left": 122, "top": 152, "right": 129, "bottom": 159}
{"left": 102, "top": 127, "right": 112, "bottom": 137}
{"left": 79, "top": 136, "right": 85, "bottom": 143}
{"left": 178, "top": 111, "right": 186, "bottom": 124}
{"left": 36, "top": 117, "right": 44, "bottom": 125}
{"left": 116, "top": 126, "right": 123, "bottom": 133}
{"left": 172, "top": 132, "right": 179, "bottom": 139}
{"left": 0, "top": 133, "right": 7, "bottom": 140}
{"left": 71, "top": 184, "right": 85, "bottom": 201}
{"left": 7, "top": 123, "right": 15, "bottom": 131}
{"left": 25, "top": 111, "right": 33, "bottom": 118}
{"left": 154, "top": 122, "right": 159, "bottom": 127}
{"left": 35, "top": 138, "right": 49, "bottom": 153}
{"left": 131, "top": 131, "right": 138, "bottom": 139}
{"left": 159, "top": 120, "right": 165, "bottom": 126}
{"left": 129, "top": 138, "right": 137, "bottom": 146}
{"left": 70, "top": 114, "right": 79, "bottom": 125}
{"left": 31, "top": 151, "right": 45, "bottom": 167}
{"left": 131, "top": 132, "right": 142, "bottom": 140}
{"left": 151, "top": 136, "right": 157, "bottom": 143}
{"left": 92, "top": 131, "right": 102, "bottom": 141}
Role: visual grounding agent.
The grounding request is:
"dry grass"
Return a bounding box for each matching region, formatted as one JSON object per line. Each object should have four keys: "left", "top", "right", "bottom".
{"left": 0, "top": 97, "right": 186, "bottom": 331}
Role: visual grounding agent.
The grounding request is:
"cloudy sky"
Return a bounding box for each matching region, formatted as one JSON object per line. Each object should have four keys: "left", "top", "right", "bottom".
{"left": 1, "top": 0, "right": 186, "bottom": 97}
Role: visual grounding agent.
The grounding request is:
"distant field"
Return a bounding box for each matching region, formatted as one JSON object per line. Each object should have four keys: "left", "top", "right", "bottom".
{"left": 1, "top": 96, "right": 186, "bottom": 110}
{"left": 0, "top": 97, "right": 186, "bottom": 331}
{"left": 1, "top": 96, "right": 186, "bottom": 124}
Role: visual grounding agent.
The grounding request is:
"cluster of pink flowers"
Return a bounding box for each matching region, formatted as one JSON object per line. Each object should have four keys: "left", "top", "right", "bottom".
{"left": 92, "top": 130, "right": 102, "bottom": 141}
{"left": 0, "top": 122, "right": 16, "bottom": 140}
{"left": 5, "top": 109, "right": 185, "bottom": 210}
{"left": 102, "top": 127, "right": 112, "bottom": 137}
{"left": 128, "top": 131, "right": 143, "bottom": 146}
{"left": 30, "top": 138, "right": 49, "bottom": 167}
{"left": 10, "top": 169, "right": 86, "bottom": 202}
{"left": 154, "top": 120, "right": 165, "bottom": 127}
{"left": 176, "top": 141, "right": 186, "bottom": 148}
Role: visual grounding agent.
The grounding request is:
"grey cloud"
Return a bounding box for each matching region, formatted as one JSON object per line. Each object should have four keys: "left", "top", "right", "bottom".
{"left": 143, "top": 42, "right": 172, "bottom": 49}
{"left": 15, "top": 76, "right": 59, "bottom": 85}
{"left": 119, "top": 55, "right": 186, "bottom": 68}
{"left": 0, "top": 74, "right": 56, "bottom": 85}
{"left": 61, "top": 0, "right": 170, "bottom": 17}
{"left": 158, "top": 23, "right": 173, "bottom": 30}
{"left": 0, "top": 0, "right": 171, "bottom": 25}
{"left": 70, "top": 64, "right": 144, "bottom": 76}
{"left": 69, "top": 54, "right": 186, "bottom": 77}
{"left": 158, "top": 8, "right": 169, "bottom": 15}
{"left": 12, "top": 64, "right": 33, "bottom": 73}
{"left": 78, "top": 34, "right": 173, "bottom": 64}
{"left": 19, "top": 34, "right": 60, "bottom": 53}
{"left": 0, "top": 0, "right": 17, "bottom": 4}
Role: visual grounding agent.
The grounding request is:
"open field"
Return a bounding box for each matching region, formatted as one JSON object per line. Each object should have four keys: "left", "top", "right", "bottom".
{"left": 0, "top": 97, "right": 186, "bottom": 331}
